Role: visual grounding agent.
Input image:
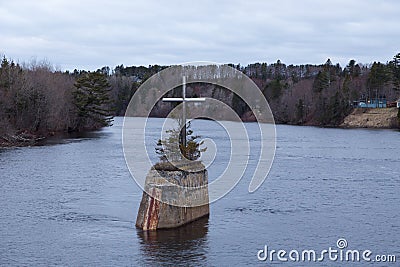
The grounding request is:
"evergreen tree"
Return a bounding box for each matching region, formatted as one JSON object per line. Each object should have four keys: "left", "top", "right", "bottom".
{"left": 156, "top": 127, "right": 181, "bottom": 162}
{"left": 73, "top": 71, "right": 113, "bottom": 130}
{"left": 316, "top": 92, "right": 351, "bottom": 126}
{"left": 367, "top": 62, "right": 390, "bottom": 95}
{"left": 295, "top": 99, "right": 305, "bottom": 124}
{"left": 313, "top": 70, "right": 330, "bottom": 93}
{"left": 273, "top": 59, "right": 286, "bottom": 80}
{"left": 155, "top": 121, "right": 206, "bottom": 162}
{"left": 315, "top": 96, "right": 328, "bottom": 124}
{"left": 389, "top": 53, "right": 400, "bottom": 91}
{"left": 344, "top": 59, "right": 360, "bottom": 77}
{"left": 342, "top": 74, "right": 351, "bottom": 98}
{"left": 266, "top": 79, "right": 283, "bottom": 99}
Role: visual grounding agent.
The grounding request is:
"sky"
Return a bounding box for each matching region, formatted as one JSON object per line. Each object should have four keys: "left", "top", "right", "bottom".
{"left": 1, "top": 0, "right": 399, "bottom": 71}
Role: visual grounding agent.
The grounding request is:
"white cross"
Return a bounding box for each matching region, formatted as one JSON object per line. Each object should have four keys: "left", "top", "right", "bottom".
{"left": 162, "top": 76, "right": 205, "bottom": 148}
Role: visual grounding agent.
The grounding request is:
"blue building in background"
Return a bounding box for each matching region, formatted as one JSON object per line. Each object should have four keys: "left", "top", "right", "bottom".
{"left": 353, "top": 97, "right": 387, "bottom": 108}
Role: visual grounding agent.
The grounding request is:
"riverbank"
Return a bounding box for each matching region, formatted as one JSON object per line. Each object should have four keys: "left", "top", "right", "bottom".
{"left": 340, "top": 107, "right": 399, "bottom": 129}
{"left": 0, "top": 131, "right": 47, "bottom": 148}
{"left": 2, "top": 109, "right": 399, "bottom": 149}
{"left": 0, "top": 127, "right": 102, "bottom": 148}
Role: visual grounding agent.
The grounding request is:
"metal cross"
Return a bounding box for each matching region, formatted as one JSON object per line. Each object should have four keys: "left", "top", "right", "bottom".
{"left": 162, "top": 76, "right": 205, "bottom": 148}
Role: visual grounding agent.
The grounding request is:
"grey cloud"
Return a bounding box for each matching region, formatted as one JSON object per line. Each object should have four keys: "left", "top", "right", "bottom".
{"left": 1, "top": 0, "right": 399, "bottom": 70}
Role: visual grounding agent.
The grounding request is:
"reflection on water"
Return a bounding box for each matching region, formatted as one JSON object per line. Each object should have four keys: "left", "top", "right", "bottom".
{"left": 38, "top": 130, "right": 113, "bottom": 146}
{"left": 137, "top": 217, "right": 209, "bottom": 266}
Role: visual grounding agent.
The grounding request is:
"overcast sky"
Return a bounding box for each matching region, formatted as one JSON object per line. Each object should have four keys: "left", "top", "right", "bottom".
{"left": 1, "top": 0, "right": 399, "bottom": 71}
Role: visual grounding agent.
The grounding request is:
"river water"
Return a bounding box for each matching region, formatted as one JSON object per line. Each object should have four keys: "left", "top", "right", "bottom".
{"left": 1, "top": 117, "right": 399, "bottom": 266}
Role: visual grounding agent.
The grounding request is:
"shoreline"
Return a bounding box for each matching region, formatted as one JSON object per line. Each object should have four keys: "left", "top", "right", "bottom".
{"left": 2, "top": 112, "right": 399, "bottom": 149}
{"left": 0, "top": 127, "right": 104, "bottom": 149}
{"left": 340, "top": 107, "right": 399, "bottom": 129}
{"left": 0, "top": 132, "right": 46, "bottom": 148}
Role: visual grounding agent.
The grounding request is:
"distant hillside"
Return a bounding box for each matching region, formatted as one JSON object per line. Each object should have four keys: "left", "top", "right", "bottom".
{"left": 113, "top": 54, "right": 400, "bottom": 127}
{"left": 1, "top": 53, "right": 400, "bottom": 147}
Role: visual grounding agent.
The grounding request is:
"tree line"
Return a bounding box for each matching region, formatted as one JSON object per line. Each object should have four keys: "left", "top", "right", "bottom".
{"left": 1, "top": 53, "right": 399, "bottom": 145}
{"left": 0, "top": 57, "right": 119, "bottom": 146}
{"left": 244, "top": 54, "right": 400, "bottom": 126}
{"left": 111, "top": 54, "right": 400, "bottom": 126}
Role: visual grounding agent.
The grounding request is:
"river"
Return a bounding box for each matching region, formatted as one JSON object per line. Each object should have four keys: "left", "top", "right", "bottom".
{"left": 1, "top": 117, "right": 399, "bottom": 266}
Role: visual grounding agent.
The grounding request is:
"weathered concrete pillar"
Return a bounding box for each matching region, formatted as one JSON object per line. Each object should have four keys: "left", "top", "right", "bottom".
{"left": 136, "top": 162, "right": 209, "bottom": 230}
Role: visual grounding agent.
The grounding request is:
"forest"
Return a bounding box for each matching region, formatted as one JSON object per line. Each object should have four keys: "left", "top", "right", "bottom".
{"left": 1, "top": 53, "right": 399, "bottom": 146}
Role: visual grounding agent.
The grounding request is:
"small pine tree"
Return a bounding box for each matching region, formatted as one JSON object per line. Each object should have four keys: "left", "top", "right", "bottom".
{"left": 155, "top": 121, "right": 206, "bottom": 162}
{"left": 184, "top": 127, "right": 207, "bottom": 160}
{"left": 155, "top": 128, "right": 181, "bottom": 162}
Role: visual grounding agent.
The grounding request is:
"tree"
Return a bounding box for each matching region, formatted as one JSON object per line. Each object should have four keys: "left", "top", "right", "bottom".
{"left": 367, "top": 62, "right": 390, "bottom": 96}
{"left": 344, "top": 59, "right": 360, "bottom": 77}
{"left": 73, "top": 71, "right": 113, "bottom": 130}
{"left": 313, "top": 70, "right": 330, "bottom": 93}
{"left": 0, "top": 56, "right": 77, "bottom": 139}
{"left": 342, "top": 74, "right": 351, "bottom": 98}
{"left": 261, "top": 62, "right": 267, "bottom": 79}
{"left": 389, "top": 53, "right": 400, "bottom": 91}
{"left": 266, "top": 79, "right": 283, "bottom": 99}
{"left": 156, "top": 127, "right": 181, "bottom": 162}
{"left": 273, "top": 59, "right": 286, "bottom": 80}
{"left": 315, "top": 92, "right": 351, "bottom": 126}
{"left": 295, "top": 99, "right": 305, "bottom": 124}
{"left": 183, "top": 125, "right": 207, "bottom": 161}
{"left": 155, "top": 121, "right": 206, "bottom": 162}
